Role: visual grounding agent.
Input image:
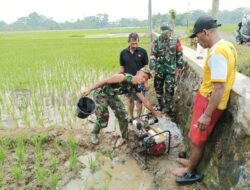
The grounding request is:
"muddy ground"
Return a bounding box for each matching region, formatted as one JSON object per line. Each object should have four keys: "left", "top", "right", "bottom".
{"left": 0, "top": 126, "right": 207, "bottom": 190}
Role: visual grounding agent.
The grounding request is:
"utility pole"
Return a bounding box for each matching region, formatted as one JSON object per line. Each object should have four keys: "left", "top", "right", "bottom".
{"left": 211, "top": 0, "right": 220, "bottom": 19}
{"left": 148, "top": 0, "right": 152, "bottom": 42}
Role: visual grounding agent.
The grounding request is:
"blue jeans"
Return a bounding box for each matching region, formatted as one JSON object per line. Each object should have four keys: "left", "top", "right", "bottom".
{"left": 125, "top": 84, "right": 146, "bottom": 101}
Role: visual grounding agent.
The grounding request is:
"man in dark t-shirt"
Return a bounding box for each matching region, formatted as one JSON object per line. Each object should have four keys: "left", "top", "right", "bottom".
{"left": 119, "top": 33, "right": 149, "bottom": 122}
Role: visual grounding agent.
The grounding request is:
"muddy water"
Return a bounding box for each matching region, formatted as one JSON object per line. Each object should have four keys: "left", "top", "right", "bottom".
{"left": 58, "top": 152, "right": 154, "bottom": 190}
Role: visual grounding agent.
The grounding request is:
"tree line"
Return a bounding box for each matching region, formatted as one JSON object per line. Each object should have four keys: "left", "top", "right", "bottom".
{"left": 0, "top": 8, "right": 249, "bottom": 31}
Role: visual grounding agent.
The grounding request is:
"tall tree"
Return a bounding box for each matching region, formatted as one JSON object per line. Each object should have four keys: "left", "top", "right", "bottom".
{"left": 211, "top": 0, "right": 220, "bottom": 19}
{"left": 169, "top": 9, "right": 177, "bottom": 28}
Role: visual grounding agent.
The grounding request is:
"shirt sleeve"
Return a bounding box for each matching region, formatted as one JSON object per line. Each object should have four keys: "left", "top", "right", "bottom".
{"left": 208, "top": 54, "right": 228, "bottom": 82}
{"left": 120, "top": 51, "right": 124, "bottom": 66}
{"left": 142, "top": 49, "right": 149, "bottom": 66}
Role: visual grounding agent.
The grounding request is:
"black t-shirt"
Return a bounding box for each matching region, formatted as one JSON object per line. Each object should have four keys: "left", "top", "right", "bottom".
{"left": 120, "top": 47, "right": 148, "bottom": 75}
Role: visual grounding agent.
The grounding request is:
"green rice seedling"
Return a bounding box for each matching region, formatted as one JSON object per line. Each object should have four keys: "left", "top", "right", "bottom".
{"left": 69, "top": 153, "right": 78, "bottom": 170}
{"left": 22, "top": 110, "right": 31, "bottom": 128}
{"left": 49, "top": 173, "right": 59, "bottom": 190}
{"left": 35, "top": 151, "right": 43, "bottom": 165}
{"left": 101, "top": 149, "right": 114, "bottom": 160}
{"left": 103, "top": 170, "right": 112, "bottom": 179}
{"left": 36, "top": 167, "right": 46, "bottom": 186}
{"left": 1, "top": 136, "right": 14, "bottom": 149}
{"left": 52, "top": 138, "right": 62, "bottom": 152}
{"left": 67, "top": 137, "right": 77, "bottom": 155}
{"left": 50, "top": 155, "right": 58, "bottom": 172}
{"left": 11, "top": 165, "right": 22, "bottom": 184}
{"left": 87, "top": 156, "right": 99, "bottom": 173}
{"left": 15, "top": 136, "right": 25, "bottom": 164}
{"left": 31, "top": 135, "right": 47, "bottom": 152}
{"left": 0, "top": 169, "right": 4, "bottom": 187}
{"left": 0, "top": 147, "right": 6, "bottom": 165}
{"left": 101, "top": 181, "right": 109, "bottom": 190}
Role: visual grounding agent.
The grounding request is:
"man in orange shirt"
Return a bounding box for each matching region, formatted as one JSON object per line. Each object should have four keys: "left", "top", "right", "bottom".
{"left": 172, "top": 16, "right": 237, "bottom": 184}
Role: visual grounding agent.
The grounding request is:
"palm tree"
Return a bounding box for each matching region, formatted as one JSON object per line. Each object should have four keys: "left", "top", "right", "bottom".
{"left": 169, "top": 9, "right": 177, "bottom": 28}
{"left": 211, "top": 0, "right": 220, "bottom": 19}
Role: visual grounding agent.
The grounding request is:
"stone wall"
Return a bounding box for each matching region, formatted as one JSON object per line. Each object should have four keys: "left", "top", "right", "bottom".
{"left": 174, "top": 46, "right": 250, "bottom": 189}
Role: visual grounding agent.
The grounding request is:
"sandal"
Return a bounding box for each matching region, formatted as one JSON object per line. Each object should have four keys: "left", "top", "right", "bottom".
{"left": 176, "top": 172, "right": 203, "bottom": 185}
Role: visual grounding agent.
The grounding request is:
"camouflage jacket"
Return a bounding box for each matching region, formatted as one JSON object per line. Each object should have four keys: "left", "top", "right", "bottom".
{"left": 93, "top": 74, "right": 141, "bottom": 97}
{"left": 149, "top": 34, "right": 184, "bottom": 74}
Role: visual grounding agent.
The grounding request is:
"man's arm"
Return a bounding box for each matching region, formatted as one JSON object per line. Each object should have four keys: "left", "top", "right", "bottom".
{"left": 82, "top": 74, "right": 125, "bottom": 96}
{"left": 176, "top": 38, "right": 184, "bottom": 70}
{"left": 196, "top": 82, "right": 225, "bottom": 130}
{"left": 119, "top": 66, "right": 125, "bottom": 74}
{"left": 136, "top": 92, "right": 162, "bottom": 117}
{"left": 142, "top": 48, "right": 149, "bottom": 66}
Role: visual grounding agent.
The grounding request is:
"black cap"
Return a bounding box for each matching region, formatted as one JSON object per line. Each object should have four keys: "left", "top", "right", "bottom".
{"left": 189, "top": 16, "right": 222, "bottom": 38}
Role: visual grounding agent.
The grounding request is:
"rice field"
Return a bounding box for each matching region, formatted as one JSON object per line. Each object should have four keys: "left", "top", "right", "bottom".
{"left": 0, "top": 28, "right": 153, "bottom": 189}
{"left": 0, "top": 28, "right": 150, "bottom": 129}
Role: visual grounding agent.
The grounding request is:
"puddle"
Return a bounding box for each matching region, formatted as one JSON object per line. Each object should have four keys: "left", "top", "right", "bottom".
{"left": 58, "top": 152, "right": 154, "bottom": 190}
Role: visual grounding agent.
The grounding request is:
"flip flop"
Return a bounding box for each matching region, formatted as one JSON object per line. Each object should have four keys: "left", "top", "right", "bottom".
{"left": 176, "top": 172, "right": 203, "bottom": 185}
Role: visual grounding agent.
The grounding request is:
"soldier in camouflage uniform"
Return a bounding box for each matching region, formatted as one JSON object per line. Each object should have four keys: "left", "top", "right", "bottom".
{"left": 149, "top": 23, "right": 184, "bottom": 115}
{"left": 82, "top": 68, "right": 161, "bottom": 145}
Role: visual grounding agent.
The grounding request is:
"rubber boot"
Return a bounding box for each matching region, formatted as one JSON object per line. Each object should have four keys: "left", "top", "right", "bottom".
{"left": 165, "top": 101, "right": 174, "bottom": 117}
{"left": 156, "top": 97, "right": 164, "bottom": 111}
{"left": 90, "top": 133, "right": 99, "bottom": 145}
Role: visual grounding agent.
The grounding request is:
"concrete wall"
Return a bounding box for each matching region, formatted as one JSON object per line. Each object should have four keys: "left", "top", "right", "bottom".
{"left": 175, "top": 45, "right": 250, "bottom": 189}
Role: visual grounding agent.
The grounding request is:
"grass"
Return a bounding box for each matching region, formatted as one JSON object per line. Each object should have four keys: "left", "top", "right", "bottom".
{"left": 179, "top": 27, "right": 250, "bottom": 77}
{"left": 234, "top": 43, "right": 250, "bottom": 76}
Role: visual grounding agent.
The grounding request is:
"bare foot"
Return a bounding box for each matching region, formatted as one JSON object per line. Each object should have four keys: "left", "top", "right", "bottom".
{"left": 171, "top": 167, "right": 189, "bottom": 177}
{"left": 176, "top": 158, "right": 190, "bottom": 167}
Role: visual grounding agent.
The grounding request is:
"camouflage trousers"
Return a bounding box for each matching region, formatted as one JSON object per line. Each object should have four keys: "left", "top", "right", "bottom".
{"left": 154, "top": 72, "right": 175, "bottom": 108}
{"left": 92, "top": 92, "right": 128, "bottom": 139}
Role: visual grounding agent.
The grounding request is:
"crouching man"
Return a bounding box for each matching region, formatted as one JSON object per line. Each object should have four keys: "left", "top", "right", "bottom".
{"left": 172, "top": 16, "right": 237, "bottom": 184}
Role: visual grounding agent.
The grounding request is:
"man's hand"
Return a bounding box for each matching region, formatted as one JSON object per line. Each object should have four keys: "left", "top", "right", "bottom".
{"left": 82, "top": 89, "right": 91, "bottom": 97}
{"left": 195, "top": 113, "right": 211, "bottom": 131}
{"left": 155, "top": 111, "right": 164, "bottom": 118}
{"left": 151, "top": 70, "right": 156, "bottom": 78}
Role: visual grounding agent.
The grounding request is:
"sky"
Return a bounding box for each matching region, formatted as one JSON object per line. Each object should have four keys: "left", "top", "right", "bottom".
{"left": 1, "top": 0, "right": 249, "bottom": 23}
